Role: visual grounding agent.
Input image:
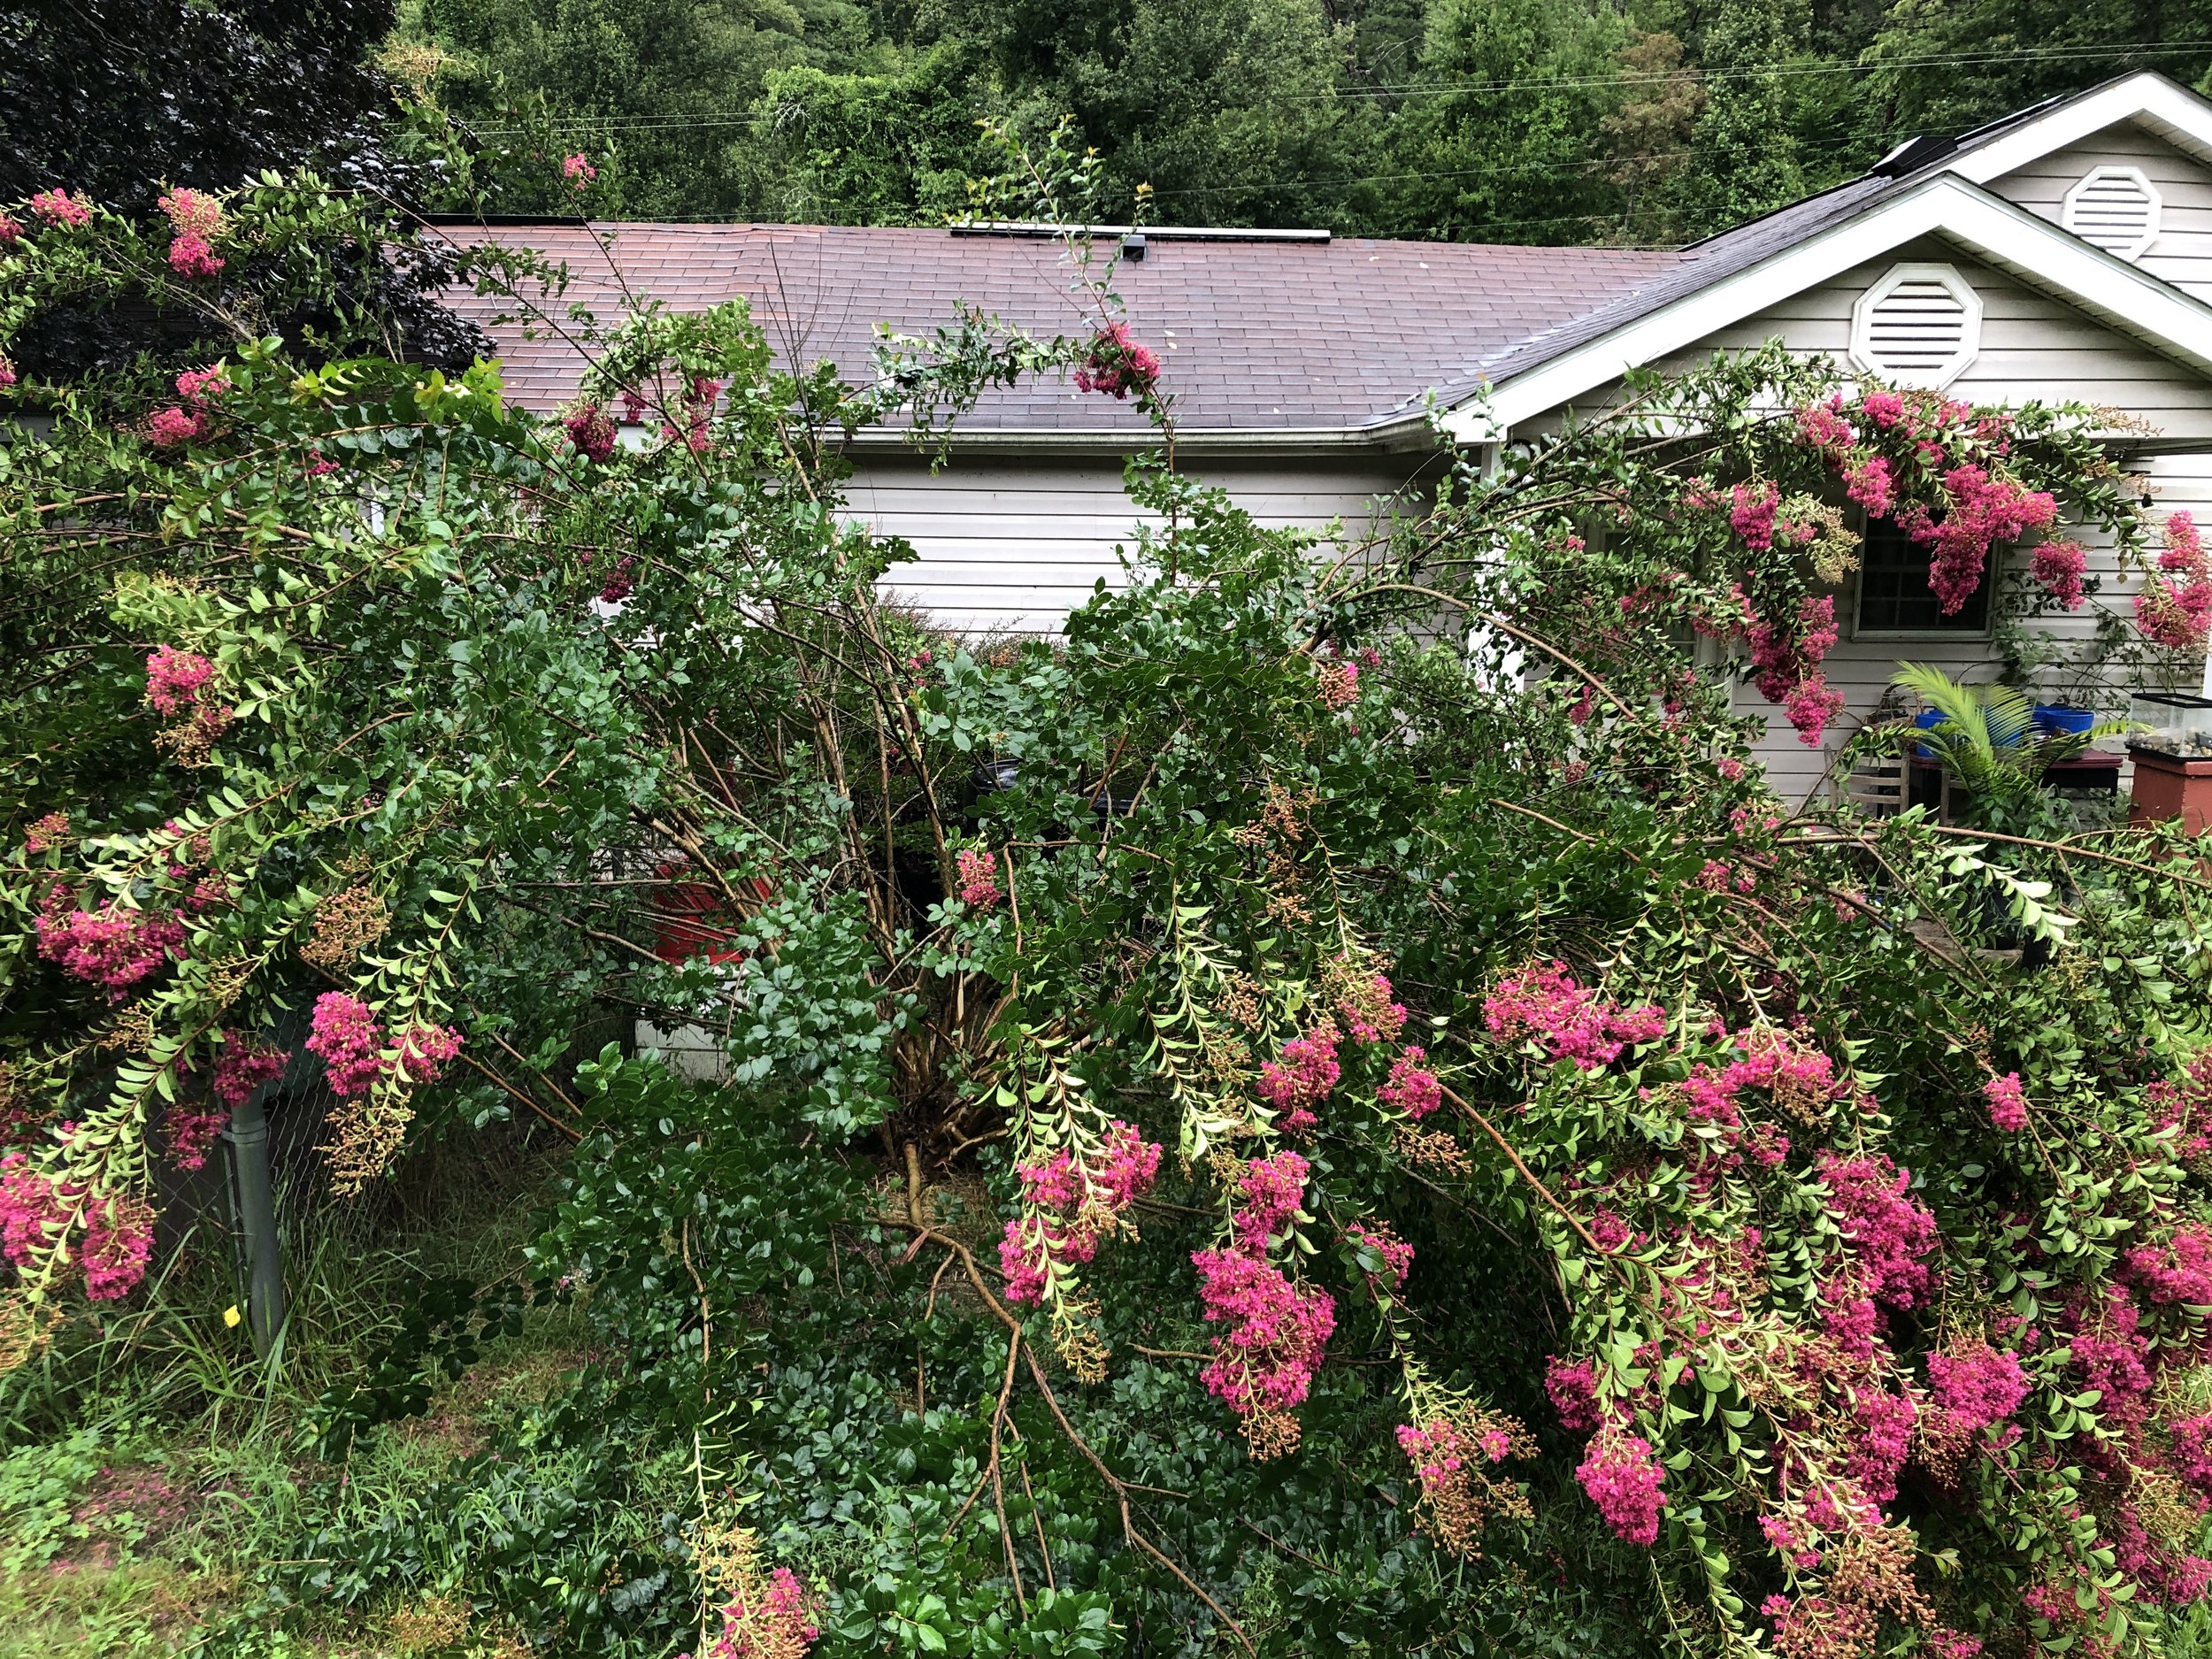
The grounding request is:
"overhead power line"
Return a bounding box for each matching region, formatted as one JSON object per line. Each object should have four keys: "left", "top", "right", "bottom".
{"left": 458, "top": 37, "right": 2212, "bottom": 135}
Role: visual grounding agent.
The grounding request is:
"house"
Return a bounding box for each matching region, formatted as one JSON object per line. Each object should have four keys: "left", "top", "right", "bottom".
{"left": 441, "top": 71, "right": 2212, "bottom": 803}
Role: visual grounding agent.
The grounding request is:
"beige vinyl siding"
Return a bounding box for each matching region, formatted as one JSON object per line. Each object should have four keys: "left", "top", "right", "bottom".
{"left": 1661, "top": 239, "right": 2212, "bottom": 438}
{"left": 1987, "top": 130, "right": 2212, "bottom": 301}
{"left": 849, "top": 455, "right": 1435, "bottom": 633}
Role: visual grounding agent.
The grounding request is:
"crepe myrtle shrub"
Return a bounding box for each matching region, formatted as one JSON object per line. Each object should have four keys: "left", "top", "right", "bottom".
{"left": 10, "top": 179, "right": 2212, "bottom": 1657}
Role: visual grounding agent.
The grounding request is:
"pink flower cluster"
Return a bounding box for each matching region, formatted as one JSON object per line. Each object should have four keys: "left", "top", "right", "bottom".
{"left": 1484, "top": 961, "right": 1665, "bottom": 1071}
{"left": 1749, "top": 595, "right": 1843, "bottom": 748}
{"left": 306, "top": 992, "right": 384, "bottom": 1098}
{"left": 1072, "top": 323, "right": 1160, "bottom": 400}
{"left": 1317, "top": 660, "right": 1359, "bottom": 710}
{"left": 396, "top": 1024, "right": 464, "bottom": 1085}
{"left": 563, "top": 402, "right": 617, "bottom": 463}
{"left": 1816, "top": 1151, "right": 1938, "bottom": 1310}
{"left": 158, "top": 188, "right": 224, "bottom": 278}
{"left": 36, "top": 890, "right": 185, "bottom": 997}
{"left": 1576, "top": 1428, "right": 1666, "bottom": 1545}
{"left": 1258, "top": 1020, "right": 1340, "bottom": 1113}
{"left": 0, "top": 1152, "right": 64, "bottom": 1268}
{"left": 145, "top": 645, "right": 215, "bottom": 716}
{"left": 81, "top": 1194, "right": 154, "bottom": 1300}
{"left": 214, "top": 1036, "right": 287, "bottom": 1108}
{"left": 0, "top": 1155, "right": 153, "bottom": 1301}
{"left": 1378, "top": 1046, "right": 1441, "bottom": 1120}
{"left": 1926, "top": 1343, "right": 2031, "bottom": 1434}
{"left": 563, "top": 153, "right": 597, "bottom": 185}
{"left": 999, "top": 1119, "right": 1162, "bottom": 1304}
{"left": 2170, "top": 1412, "right": 2212, "bottom": 1496}
{"left": 1346, "top": 1220, "right": 1412, "bottom": 1289}
{"left": 1844, "top": 456, "right": 1893, "bottom": 518}
{"left": 165, "top": 1104, "right": 229, "bottom": 1172}
{"left": 1330, "top": 964, "right": 1406, "bottom": 1046}
{"left": 1191, "top": 1151, "right": 1335, "bottom": 1425}
{"left": 1730, "top": 481, "right": 1779, "bottom": 551}
{"left": 2029, "top": 540, "right": 2088, "bottom": 611}
{"left": 2139, "top": 511, "right": 2212, "bottom": 651}
{"left": 702, "top": 1563, "right": 818, "bottom": 1658}
{"left": 1544, "top": 1354, "right": 1604, "bottom": 1431}
{"left": 2149, "top": 1050, "right": 2212, "bottom": 1164}
{"left": 29, "top": 188, "right": 91, "bottom": 227}
{"left": 1793, "top": 400, "right": 1855, "bottom": 457}
{"left": 1983, "top": 1072, "right": 2028, "bottom": 1133}
{"left": 1842, "top": 1384, "right": 1917, "bottom": 1506}
{"left": 2124, "top": 1223, "right": 2212, "bottom": 1307}
{"left": 0, "top": 211, "right": 19, "bottom": 243}
{"left": 24, "top": 811, "right": 69, "bottom": 854}
{"left": 145, "top": 365, "right": 227, "bottom": 449}
{"left": 1898, "top": 465, "right": 2057, "bottom": 616}
{"left": 955, "top": 847, "right": 1001, "bottom": 907}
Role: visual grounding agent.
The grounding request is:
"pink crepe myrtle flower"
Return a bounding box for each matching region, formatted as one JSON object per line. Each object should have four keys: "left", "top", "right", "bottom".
{"left": 213, "top": 1037, "right": 287, "bottom": 1107}
{"left": 597, "top": 557, "right": 636, "bottom": 603}
{"left": 2030, "top": 540, "right": 2088, "bottom": 611}
{"left": 166, "top": 231, "right": 223, "bottom": 278}
{"left": 35, "top": 893, "right": 185, "bottom": 996}
{"left": 562, "top": 402, "right": 617, "bottom": 463}
{"left": 1902, "top": 465, "right": 2057, "bottom": 617}
{"left": 0, "top": 357, "right": 16, "bottom": 389}
{"left": 1729, "top": 480, "right": 1778, "bottom": 551}
{"left": 1843, "top": 456, "right": 1893, "bottom": 518}
{"left": 1484, "top": 961, "right": 1664, "bottom": 1071}
{"left": 1072, "top": 322, "right": 1160, "bottom": 400}
{"left": 562, "top": 153, "right": 597, "bottom": 185}
{"left": 1816, "top": 1150, "right": 1938, "bottom": 1310}
{"left": 1346, "top": 1220, "right": 1413, "bottom": 1289}
{"left": 306, "top": 992, "right": 384, "bottom": 1098}
{"left": 1378, "top": 1046, "right": 1442, "bottom": 1120}
{"left": 700, "top": 1562, "right": 818, "bottom": 1657}
{"left": 1576, "top": 1428, "right": 1665, "bottom": 1545}
{"left": 1257, "top": 1021, "right": 1340, "bottom": 1110}
{"left": 1927, "top": 1343, "right": 2031, "bottom": 1433}
{"left": 23, "top": 811, "right": 68, "bottom": 854}
{"left": 81, "top": 1193, "right": 154, "bottom": 1301}
{"left": 1859, "top": 389, "right": 1904, "bottom": 427}
{"left": 1001, "top": 1119, "right": 1162, "bottom": 1304}
{"left": 0, "top": 1152, "right": 65, "bottom": 1268}
{"left": 2124, "top": 1223, "right": 2212, "bottom": 1307}
{"left": 395, "top": 1024, "right": 463, "bottom": 1085}
{"left": 2139, "top": 511, "right": 2212, "bottom": 651}
{"left": 165, "top": 1104, "right": 229, "bottom": 1172}
{"left": 146, "top": 405, "right": 208, "bottom": 448}
{"left": 1317, "top": 660, "right": 1359, "bottom": 710}
{"left": 956, "top": 847, "right": 1001, "bottom": 907}
{"left": 2170, "top": 1412, "right": 2212, "bottom": 1497}
{"left": 1983, "top": 1071, "right": 2029, "bottom": 1132}
{"left": 29, "top": 188, "right": 91, "bottom": 227}
{"left": 174, "top": 366, "right": 227, "bottom": 403}
{"left": 1793, "top": 400, "right": 1855, "bottom": 457}
{"left": 0, "top": 211, "right": 20, "bottom": 243}
{"left": 145, "top": 645, "right": 216, "bottom": 716}
{"left": 1191, "top": 1244, "right": 1336, "bottom": 1415}
{"left": 1781, "top": 674, "right": 1847, "bottom": 748}
{"left": 1544, "top": 1354, "right": 1603, "bottom": 1431}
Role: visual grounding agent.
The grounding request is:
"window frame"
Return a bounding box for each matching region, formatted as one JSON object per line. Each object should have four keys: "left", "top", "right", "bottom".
{"left": 1848, "top": 513, "right": 1996, "bottom": 642}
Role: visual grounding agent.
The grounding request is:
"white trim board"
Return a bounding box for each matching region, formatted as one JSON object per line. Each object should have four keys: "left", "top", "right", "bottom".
{"left": 1945, "top": 73, "right": 2212, "bottom": 185}
{"left": 1450, "top": 175, "right": 2212, "bottom": 442}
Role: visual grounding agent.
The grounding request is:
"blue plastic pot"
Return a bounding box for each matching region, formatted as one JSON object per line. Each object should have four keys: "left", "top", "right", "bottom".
{"left": 2032, "top": 703, "right": 2097, "bottom": 738}
{"left": 1915, "top": 706, "right": 2023, "bottom": 757}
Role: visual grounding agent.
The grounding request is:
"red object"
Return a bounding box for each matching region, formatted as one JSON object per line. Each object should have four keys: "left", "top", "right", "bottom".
{"left": 652, "top": 866, "right": 773, "bottom": 964}
{"left": 2131, "top": 748, "right": 2212, "bottom": 835}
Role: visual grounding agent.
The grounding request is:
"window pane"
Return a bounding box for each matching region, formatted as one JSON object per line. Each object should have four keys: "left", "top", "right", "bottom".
{"left": 1855, "top": 517, "right": 1986, "bottom": 632}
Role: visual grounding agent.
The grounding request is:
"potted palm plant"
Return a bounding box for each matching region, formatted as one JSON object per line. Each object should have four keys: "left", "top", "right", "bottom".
{"left": 1891, "top": 664, "right": 2129, "bottom": 837}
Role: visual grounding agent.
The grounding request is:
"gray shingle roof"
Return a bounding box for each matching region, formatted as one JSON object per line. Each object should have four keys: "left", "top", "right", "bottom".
{"left": 437, "top": 221, "right": 1683, "bottom": 434}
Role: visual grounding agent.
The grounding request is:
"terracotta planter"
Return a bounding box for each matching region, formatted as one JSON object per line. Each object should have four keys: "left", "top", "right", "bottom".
{"left": 2129, "top": 746, "right": 2212, "bottom": 834}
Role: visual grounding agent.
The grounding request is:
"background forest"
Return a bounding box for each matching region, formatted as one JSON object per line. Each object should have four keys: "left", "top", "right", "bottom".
{"left": 394, "top": 0, "right": 2212, "bottom": 242}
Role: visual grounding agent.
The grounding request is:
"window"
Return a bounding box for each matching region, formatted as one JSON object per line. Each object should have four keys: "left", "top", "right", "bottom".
{"left": 1854, "top": 516, "right": 1988, "bottom": 634}
{"left": 2062, "top": 166, "right": 2162, "bottom": 260}
{"left": 1848, "top": 264, "right": 1983, "bottom": 389}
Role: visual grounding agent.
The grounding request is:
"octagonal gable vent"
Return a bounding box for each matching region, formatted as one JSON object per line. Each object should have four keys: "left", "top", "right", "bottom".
{"left": 2062, "top": 165, "right": 2162, "bottom": 260}
{"left": 1849, "top": 263, "right": 1983, "bottom": 389}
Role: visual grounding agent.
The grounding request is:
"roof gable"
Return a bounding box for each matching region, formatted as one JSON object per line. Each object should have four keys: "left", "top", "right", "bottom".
{"left": 1451, "top": 175, "right": 2212, "bottom": 440}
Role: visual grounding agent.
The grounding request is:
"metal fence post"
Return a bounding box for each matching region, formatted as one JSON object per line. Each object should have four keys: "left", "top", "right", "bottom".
{"left": 221, "top": 1085, "right": 285, "bottom": 1357}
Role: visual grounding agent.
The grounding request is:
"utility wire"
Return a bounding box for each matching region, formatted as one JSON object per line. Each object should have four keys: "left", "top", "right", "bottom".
{"left": 457, "top": 37, "right": 2212, "bottom": 134}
